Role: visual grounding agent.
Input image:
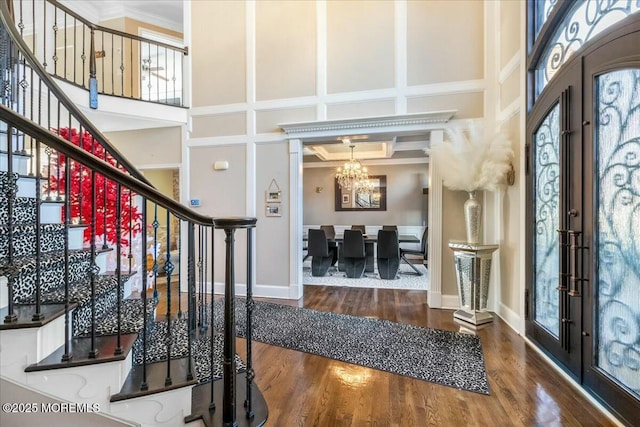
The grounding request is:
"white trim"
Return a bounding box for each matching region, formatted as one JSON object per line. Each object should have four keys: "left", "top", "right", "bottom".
{"left": 498, "top": 98, "right": 521, "bottom": 124}
{"left": 317, "top": 0, "right": 328, "bottom": 121}
{"left": 280, "top": 111, "right": 456, "bottom": 136}
{"left": 497, "top": 302, "right": 522, "bottom": 333}
{"left": 303, "top": 157, "right": 428, "bottom": 168}
{"left": 523, "top": 337, "right": 626, "bottom": 427}
{"left": 188, "top": 79, "right": 482, "bottom": 117}
{"left": 498, "top": 52, "right": 521, "bottom": 85}
{"left": 517, "top": 0, "right": 528, "bottom": 337}
{"left": 441, "top": 294, "right": 460, "bottom": 310}
{"left": 427, "top": 130, "right": 443, "bottom": 308}
{"left": 183, "top": 0, "right": 192, "bottom": 111}
{"left": 246, "top": 1, "right": 256, "bottom": 132}
{"left": 187, "top": 136, "right": 253, "bottom": 147}
{"left": 211, "top": 282, "right": 293, "bottom": 300}
{"left": 395, "top": 0, "right": 408, "bottom": 114}
{"left": 137, "top": 163, "right": 181, "bottom": 170}
{"left": 289, "top": 139, "right": 304, "bottom": 300}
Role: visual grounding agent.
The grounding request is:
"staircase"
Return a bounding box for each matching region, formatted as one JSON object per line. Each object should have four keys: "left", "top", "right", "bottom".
{"left": 0, "top": 2, "right": 266, "bottom": 426}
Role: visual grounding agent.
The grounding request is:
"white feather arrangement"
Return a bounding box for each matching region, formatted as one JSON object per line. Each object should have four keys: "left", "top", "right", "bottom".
{"left": 429, "top": 121, "right": 514, "bottom": 192}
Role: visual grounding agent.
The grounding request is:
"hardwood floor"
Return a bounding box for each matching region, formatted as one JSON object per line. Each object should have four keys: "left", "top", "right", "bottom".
{"left": 150, "top": 281, "right": 616, "bottom": 426}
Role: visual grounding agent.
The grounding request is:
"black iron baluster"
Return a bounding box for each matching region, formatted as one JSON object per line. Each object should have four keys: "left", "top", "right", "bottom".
{"left": 32, "top": 138, "right": 43, "bottom": 321}
{"left": 114, "top": 182, "right": 123, "bottom": 356}
{"left": 4, "top": 125, "right": 18, "bottom": 324}
{"left": 186, "top": 222, "right": 195, "bottom": 380}
{"left": 42, "top": 1, "right": 47, "bottom": 71}
{"left": 110, "top": 33, "right": 114, "bottom": 95}
{"left": 120, "top": 36, "right": 124, "bottom": 96}
{"left": 128, "top": 188, "right": 133, "bottom": 274}
{"left": 244, "top": 226, "right": 254, "bottom": 419}
{"left": 164, "top": 210, "right": 173, "bottom": 386}
{"left": 88, "top": 153, "right": 98, "bottom": 358}
{"left": 73, "top": 17, "right": 76, "bottom": 84}
{"left": 100, "top": 31, "right": 104, "bottom": 92}
{"left": 61, "top": 150, "right": 72, "bottom": 361}
{"left": 81, "top": 23, "right": 85, "bottom": 87}
{"left": 197, "top": 226, "right": 203, "bottom": 330}
{"left": 52, "top": 5, "right": 57, "bottom": 76}
{"left": 172, "top": 48, "right": 176, "bottom": 104}
{"left": 177, "top": 220, "right": 182, "bottom": 319}
{"left": 76, "top": 127, "right": 83, "bottom": 224}
{"left": 102, "top": 149, "right": 107, "bottom": 249}
{"left": 222, "top": 225, "right": 236, "bottom": 424}
{"left": 129, "top": 38, "right": 133, "bottom": 98}
{"left": 152, "top": 204, "right": 158, "bottom": 299}
{"left": 202, "top": 226, "right": 208, "bottom": 329}
{"left": 140, "top": 199, "right": 148, "bottom": 391}
{"left": 63, "top": 13, "right": 67, "bottom": 81}
{"left": 163, "top": 46, "right": 167, "bottom": 103}
{"left": 209, "top": 226, "right": 215, "bottom": 411}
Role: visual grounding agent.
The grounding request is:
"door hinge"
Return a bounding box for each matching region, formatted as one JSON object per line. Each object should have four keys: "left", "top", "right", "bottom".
{"left": 525, "top": 289, "right": 530, "bottom": 320}
{"left": 525, "top": 143, "right": 530, "bottom": 175}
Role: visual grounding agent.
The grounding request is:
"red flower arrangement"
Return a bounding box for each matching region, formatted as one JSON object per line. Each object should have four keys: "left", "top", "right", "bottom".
{"left": 48, "top": 128, "right": 142, "bottom": 247}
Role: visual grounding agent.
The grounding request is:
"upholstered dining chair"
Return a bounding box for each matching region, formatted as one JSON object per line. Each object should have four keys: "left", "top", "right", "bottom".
{"left": 320, "top": 225, "right": 338, "bottom": 266}
{"left": 351, "top": 224, "right": 366, "bottom": 235}
{"left": 400, "top": 227, "right": 428, "bottom": 276}
{"left": 382, "top": 225, "right": 398, "bottom": 232}
{"left": 377, "top": 229, "right": 400, "bottom": 279}
{"left": 308, "top": 229, "right": 335, "bottom": 276}
{"left": 343, "top": 229, "right": 366, "bottom": 278}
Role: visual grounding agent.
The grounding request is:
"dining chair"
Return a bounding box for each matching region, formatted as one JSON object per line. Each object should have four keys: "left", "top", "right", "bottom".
{"left": 377, "top": 229, "right": 400, "bottom": 280}
{"left": 343, "top": 229, "right": 366, "bottom": 278}
{"left": 320, "top": 225, "right": 338, "bottom": 266}
{"left": 382, "top": 225, "right": 398, "bottom": 232}
{"left": 400, "top": 227, "right": 428, "bottom": 276}
{"left": 351, "top": 225, "right": 366, "bottom": 235}
{"left": 308, "top": 229, "right": 336, "bottom": 277}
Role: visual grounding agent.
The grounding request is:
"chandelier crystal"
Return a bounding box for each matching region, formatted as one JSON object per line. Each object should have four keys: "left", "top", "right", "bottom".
{"left": 336, "top": 145, "right": 369, "bottom": 191}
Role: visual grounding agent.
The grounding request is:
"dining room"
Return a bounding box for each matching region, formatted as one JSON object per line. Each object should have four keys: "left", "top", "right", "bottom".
{"left": 302, "top": 137, "right": 429, "bottom": 290}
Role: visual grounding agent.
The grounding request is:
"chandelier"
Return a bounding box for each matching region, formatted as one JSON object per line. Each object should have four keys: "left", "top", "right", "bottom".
{"left": 336, "top": 145, "right": 370, "bottom": 191}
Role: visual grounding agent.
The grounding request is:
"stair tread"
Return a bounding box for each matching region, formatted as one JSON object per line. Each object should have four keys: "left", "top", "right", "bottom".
{"left": 74, "top": 298, "right": 158, "bottom": 337}
{"left": 17, "top": 273, "right": 130, "bottom": 305}
{"left": 0, "top": 303, "right": 76, "bottom": 330}
{"left": 110, "top": 357, "right": 198, "bottom": 402}
{"left": 24, "top": 333, "right": 138, "bottom": 372}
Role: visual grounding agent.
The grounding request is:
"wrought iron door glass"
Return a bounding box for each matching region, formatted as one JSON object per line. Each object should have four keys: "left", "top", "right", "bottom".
{"left": 534, "top": 102, "right": 561, "bottom": 338}
{"left": 596, "top": 68, "right": 640, "bottom": 398}
{"left": 536, "top": 1, "right": 640, "bottom": 99}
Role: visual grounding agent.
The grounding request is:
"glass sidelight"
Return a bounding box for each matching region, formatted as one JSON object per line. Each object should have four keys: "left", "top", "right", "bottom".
{"left": 594, "top": 69, "right": 640, "bottom": 399}
{"left": 533, "top": 103, "right": 561, "bottom": 338}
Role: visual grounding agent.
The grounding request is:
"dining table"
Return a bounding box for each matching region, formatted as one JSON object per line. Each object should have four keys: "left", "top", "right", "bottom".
{"left": 303, "top": 232, "right": 420, "bottom": 273}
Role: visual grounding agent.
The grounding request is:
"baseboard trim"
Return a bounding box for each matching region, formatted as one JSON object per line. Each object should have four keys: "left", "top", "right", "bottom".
{"left": 523, "top": 337, "right": 625, "bottom": 427}
{"left": 497, "top": 302, "right": 524, "bottom": 335}
{"left": 441, "top": 294, "right": 459, "bottom": 310}
{"left": 211, "top": 282, "right": 294, "bottom": 300}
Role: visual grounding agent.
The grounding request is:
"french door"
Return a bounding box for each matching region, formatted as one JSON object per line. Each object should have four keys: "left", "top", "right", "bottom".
{"left": 526, "top": 26, "right": 640, "bottom": 424}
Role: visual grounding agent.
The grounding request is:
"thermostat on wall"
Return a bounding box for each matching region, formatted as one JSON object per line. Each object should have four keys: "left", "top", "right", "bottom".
{"left": 190, "top": 199, "right": 201, "bottom": 207}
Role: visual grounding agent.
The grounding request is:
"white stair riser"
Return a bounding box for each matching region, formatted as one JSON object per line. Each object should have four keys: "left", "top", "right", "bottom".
{"left": 109, "top": 386, "right": 195, "bottom": 427}
{"left": 69, "top": 227, "right": 85, "bottom": 250}
{"left": 0, "top": 276, "right": 7, "bottom": 310}
{"left": 41, "top": 203, "right": 63, "bottom": 223}
{"left": 25, "top": 354, "right": 132, "bottom": 412}
{"left": 0, "top": 315, "right": 66, "bottom": 383}
{"left": 0, "top": 154, "right": 29, "bottom": 176}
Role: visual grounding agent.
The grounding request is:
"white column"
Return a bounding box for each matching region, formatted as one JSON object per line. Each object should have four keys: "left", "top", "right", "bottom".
{"left": 289, "top": 139, "right": 303, "bottom": 299}
{"left": 428, "top": 130, "right": 444, "bottom": 308}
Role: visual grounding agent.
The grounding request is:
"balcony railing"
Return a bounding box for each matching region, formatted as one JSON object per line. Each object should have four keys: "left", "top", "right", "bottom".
{"left": 10, "top": 0, "right": 188, "bottom": 107}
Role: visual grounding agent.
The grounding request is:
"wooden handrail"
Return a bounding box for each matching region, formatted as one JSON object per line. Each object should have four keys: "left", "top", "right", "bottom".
{"left": 0, "top": 104, "right": 213, "bottom": 225}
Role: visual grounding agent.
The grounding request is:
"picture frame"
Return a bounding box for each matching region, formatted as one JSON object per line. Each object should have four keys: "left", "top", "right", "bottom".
{"left": 265, "top": 203, "right": 282, "bottom": 217}
{"left": 266, "top": 190, "right": 282, "bottom": 203}
{"left": 335, "top": 175, "right": 387, "bottom": 212}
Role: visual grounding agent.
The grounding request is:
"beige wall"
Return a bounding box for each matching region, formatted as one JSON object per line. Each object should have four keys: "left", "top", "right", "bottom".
{"left": 105, "top": 126, "right": 181, "bottom": 165}
{"left": 256, "top": 143, "right": 290, "bottom": 287}
{"left": 303, "top": 163, "right": 428, "bottom": 226}
{"left": 184, "top": 0, "right": 529, "bottom": 318}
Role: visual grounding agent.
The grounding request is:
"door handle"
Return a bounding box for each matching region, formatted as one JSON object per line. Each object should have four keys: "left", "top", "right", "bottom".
{"left": 557, "top": 229, "right": 569, "bottom": 292}
{"left": 568, "top": 230, "right": 588, "bottom": 297}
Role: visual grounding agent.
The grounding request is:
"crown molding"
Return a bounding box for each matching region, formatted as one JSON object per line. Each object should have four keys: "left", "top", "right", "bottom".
{"left": 303, "top": 157, "right": 428, "bottom": 168}
{"left": 279, "top": 111, "right": 456, "bottom": 139}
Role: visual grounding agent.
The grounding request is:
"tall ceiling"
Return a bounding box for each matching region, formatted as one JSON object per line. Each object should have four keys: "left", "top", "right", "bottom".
{"left": 60, "top": 0, "right": 183, "bottom": 33}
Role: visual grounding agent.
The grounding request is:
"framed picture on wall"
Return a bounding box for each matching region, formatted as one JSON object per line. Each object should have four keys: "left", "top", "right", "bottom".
{"left": 266, "top": 190, "right": 282, "bottom": 203}
{"left": 266, "top": 203, "right": 281, "bottom": 217}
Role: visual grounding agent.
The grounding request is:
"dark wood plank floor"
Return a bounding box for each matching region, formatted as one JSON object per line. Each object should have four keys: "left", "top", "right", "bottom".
{"left": 151, "top": 281, "right": 615, "bottom": 426}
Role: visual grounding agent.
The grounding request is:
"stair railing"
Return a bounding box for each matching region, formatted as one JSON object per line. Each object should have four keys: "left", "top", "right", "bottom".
{"left": 1, "top": 105, "right": 260, "bottom": 424}
{"left": 13, "top": 0, "right": 188, "bottom": 107}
